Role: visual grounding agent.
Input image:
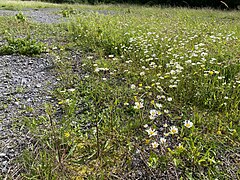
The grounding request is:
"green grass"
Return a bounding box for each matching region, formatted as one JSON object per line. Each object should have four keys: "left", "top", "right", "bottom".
{"left": 0, "top": 0, "right": 60, "bottom": 10}
{"left": 0, "top": 1, "right": 239, "bottom": 179}
{"left": 0, "top": 0, "right": 133, "bottom": 10}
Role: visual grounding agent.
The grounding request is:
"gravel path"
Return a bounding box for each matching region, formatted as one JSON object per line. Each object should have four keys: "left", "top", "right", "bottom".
{"left": 0, "top": 8, "right": 62, "bottom": 178}
{"left": 0, "top": 54, "right": 57, "bottom": 178}
{"left": 0, "top": 8, "right": 117, "bottom": 24}
{"left": 0, "top": 7, "right": 116, "bottom": 178}
{"left": 0, "top": 8, "right": 64, "bottom": 24}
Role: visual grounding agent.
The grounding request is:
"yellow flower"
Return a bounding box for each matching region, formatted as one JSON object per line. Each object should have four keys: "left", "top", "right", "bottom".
{"left": 134, "top": 96, "right": 137, "bottom": 101}
{"left": 64, "top": 132, "right": 70, "bottom": 138}
{"left": 177, "top": 143, "right": 184, "bottom": 151}
{"left": 209, "top": 71, "right": 214, "bottom": 75}
{"left": 145, "top": 139, "right": 150, "bottom": 144}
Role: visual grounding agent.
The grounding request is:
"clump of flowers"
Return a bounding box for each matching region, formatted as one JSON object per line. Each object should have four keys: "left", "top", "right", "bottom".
{"left": 144, "top": 119, "right": 194, "bottom": 150}
{"left": 149, "top": 109, "right": 161, "bottom": 120}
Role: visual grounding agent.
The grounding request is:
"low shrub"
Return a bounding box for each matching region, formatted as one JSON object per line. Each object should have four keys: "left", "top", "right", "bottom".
{"left": 0, "top": 35, "right": 46, "bottom": 56}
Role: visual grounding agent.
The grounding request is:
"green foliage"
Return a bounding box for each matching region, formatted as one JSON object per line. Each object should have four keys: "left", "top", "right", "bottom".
{"left": 20, "top": 104, "right": 71, "bottom": 179}
{"left": 61, "top": 7, "right": 77, "bottom": 17}
{"left": 0, "top": 35, "right": 46, "bottom": 56}
{"left": 37, "top": 0, "right": 240, "bottom": 8}
{"left": 15, "top": 12, "right": 26, "bottom": 22}
{"left": 39, "top": 0, "right": 88, "bottom": 4}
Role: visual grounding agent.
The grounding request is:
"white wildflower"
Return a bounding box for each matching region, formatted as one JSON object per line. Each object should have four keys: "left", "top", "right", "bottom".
{"left": 170, "top": 126, "right": 178, "bottom": 134}
{"left": 151, "top": 141, "right": 159, "bottom": 149}
{"left": 184, "top": 120, "right": 193, "bottom": 128}
{"left": 146, "top": 127, "right": 158, "bottom": 137}
{"left": 160, "top": 137, "right": 167, "bottom": 144}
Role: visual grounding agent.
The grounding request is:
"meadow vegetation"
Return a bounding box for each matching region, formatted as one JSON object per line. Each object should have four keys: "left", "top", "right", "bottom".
{"left": 38, "top": 0, "right": 240, "bottom": 9}
{"left": 0, "top": 0, "right": 239, "bottom": 179}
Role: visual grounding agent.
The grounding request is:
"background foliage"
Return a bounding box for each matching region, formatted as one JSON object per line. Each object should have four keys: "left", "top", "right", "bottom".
{"left": 37, "top": 0, "right": 240, "bottom": 8}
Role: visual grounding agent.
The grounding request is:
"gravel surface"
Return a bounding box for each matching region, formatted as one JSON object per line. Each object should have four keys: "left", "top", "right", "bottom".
{"left": 0, "top": 8, "right": 64, "bottom": 24}
{"left": 0, "top": 54, "right": 57, "bottom": 178}
{"left": 0, "top": 8, "right": 117, "bottom": 24}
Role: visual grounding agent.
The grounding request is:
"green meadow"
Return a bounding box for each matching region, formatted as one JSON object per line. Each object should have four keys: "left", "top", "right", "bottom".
{"left": 0, "top": 0, "right": 239, "bottom": 179}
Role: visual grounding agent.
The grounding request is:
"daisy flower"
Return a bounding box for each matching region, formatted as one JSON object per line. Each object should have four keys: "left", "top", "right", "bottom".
{"left": 170, "top": 126, "right": 178, "bottom": 134}
{"left": 160, "top": 137, "right": 167, "bottom": 144}
{"left": 151, "top": 141, "right": 159, "bottom": 149}
{"left": 133, "top": 102, "right": 144, "bottom": 109}
{"left": 184, "top": 120, "right": 193, "bottom": 128}
{"left": 149, "top": 109, "right": 160, "bottom": 120}
{"left": 146, "top": 127, "right": 158, "bottom": 137}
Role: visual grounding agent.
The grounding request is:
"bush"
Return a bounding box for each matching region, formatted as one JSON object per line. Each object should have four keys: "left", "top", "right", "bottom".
{"left": 0, "top": 35, "right": 46, "bottom": 56}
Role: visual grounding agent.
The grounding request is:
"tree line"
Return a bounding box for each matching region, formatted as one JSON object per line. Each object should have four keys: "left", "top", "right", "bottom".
{"left": 39, "top": 0, "right": 240, "bottom": 9}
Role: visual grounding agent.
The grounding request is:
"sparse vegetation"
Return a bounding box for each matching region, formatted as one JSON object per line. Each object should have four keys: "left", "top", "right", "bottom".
{"left": 0, "top": 0, "right": 239, "bottom": 179}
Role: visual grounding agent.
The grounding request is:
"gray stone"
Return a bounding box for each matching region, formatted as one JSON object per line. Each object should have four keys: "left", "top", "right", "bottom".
{"left": 0, "top": 153, "right": 6, "bottom": 157}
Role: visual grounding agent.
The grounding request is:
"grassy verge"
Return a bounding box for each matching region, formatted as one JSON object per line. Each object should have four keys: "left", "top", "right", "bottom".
{"left": 0, "top": 0, "right": 61, "bottom": 10}
{"left": 0, "top": 1, "right": 239, "bottom": 179}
